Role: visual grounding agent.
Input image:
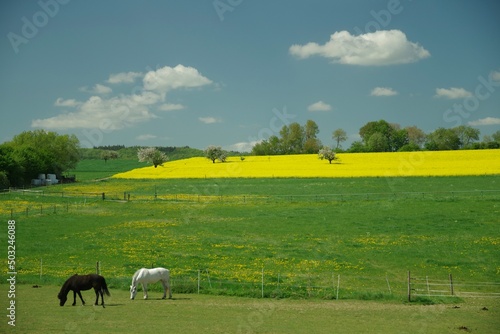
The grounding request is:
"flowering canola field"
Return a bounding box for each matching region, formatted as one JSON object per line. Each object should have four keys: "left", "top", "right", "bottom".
{"left": 112, "top": 149, "right": 499, "bottom": 179}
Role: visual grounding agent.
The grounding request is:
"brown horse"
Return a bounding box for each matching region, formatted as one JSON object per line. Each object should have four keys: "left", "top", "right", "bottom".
{"left": 58, "top": 274, "right": 110, "bottom": 308}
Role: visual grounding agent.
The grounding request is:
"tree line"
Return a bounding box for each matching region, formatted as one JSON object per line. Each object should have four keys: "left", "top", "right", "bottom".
{"left": 251, "top": 119, "right": 500, "bottom": 155}
{"left": 0, "top": 130, "right": 80, "bottom": 188}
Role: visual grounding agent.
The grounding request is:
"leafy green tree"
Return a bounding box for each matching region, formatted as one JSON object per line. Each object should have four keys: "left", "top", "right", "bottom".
{"left": 359, "top": 120, "right": 395, "bottom": 152}
{"left": 425, "top": 128, "right": 461, "bottom": 150}
{"left": 101, "top": 150, "right": 119, "bottom": 163}
{"left": 1, "top": 130, "right": 80, "bottom": 185}
{"left": 138, "top": 147, "right": 168, "bottom": 168}
{"left": 303, "top": 120, "right": 322, "bottom": 153}
{"left": 252, "top": 120, "right": 322, "bottom": 155}
{"left": 347, "top": 141, "right": 366, "bottom": 153}
{"left": 392, "top": 128, "right": 409, "bottom": 151}
{"left": 0, "top": 144, "right": 23, "bottom": 187}
{"left": 492, "top": 130, "right": 500, "bottom": 144}
{"left": 280, "top": 122, "right": 305, "bottom": 154}
{"left": 367, "top": 132, "right": 390, "bottom": 152}
{"left": 405, "top": 125, "right": 426, "bottom": 149}
{"left": 453, "top": 125, "right": 480, "bottom": 148}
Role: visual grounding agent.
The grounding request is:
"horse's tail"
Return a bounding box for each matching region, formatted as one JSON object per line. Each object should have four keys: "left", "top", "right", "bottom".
{"left": 101, "top": 278, "right": 111, "bottom": 296}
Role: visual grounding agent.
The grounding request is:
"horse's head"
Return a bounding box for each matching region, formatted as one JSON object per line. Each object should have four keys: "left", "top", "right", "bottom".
{"left": 130, "top": 285, "right": 137, "bottom": 300}
{"left": 58, "top": 292, "right": 67, "bottom": 306}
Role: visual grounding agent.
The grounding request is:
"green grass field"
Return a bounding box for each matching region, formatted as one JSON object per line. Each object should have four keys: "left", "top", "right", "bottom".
{"left": 0, "top": 285, "right": 498, "bottom": 333}
{"left": 0, "top": 159, "right": 499, "bottom": 332}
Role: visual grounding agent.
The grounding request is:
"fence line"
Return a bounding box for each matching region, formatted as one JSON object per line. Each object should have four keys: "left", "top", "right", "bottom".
{"left": 4, "top": 187, "right": 500, "bottom": 204}
{"left": 408, "top": 271, "right": 500, "bottom": 300}
{"left": 13, "top": 260, "right": 500, "bottom": 301}
{"left": 3, "top": 188, "right": 499, "bottom": 220}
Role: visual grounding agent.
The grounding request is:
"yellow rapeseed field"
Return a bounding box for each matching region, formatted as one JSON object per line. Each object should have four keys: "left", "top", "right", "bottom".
{"left": 112, "top": 149, "right": 500, "bottom": 179}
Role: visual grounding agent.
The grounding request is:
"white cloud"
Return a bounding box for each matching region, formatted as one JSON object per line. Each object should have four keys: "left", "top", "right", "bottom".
{"left": 290, "top": 30, "right": 430, "bottom": 66}
{"left": 307, "top": 101, "right": 332, "bottom": 112}
{"left": 226, "top": 141, "right": 258, "bottom": 152}
{"left": 80, "top": 84, "right": 112, "bottom": 95}
{"left": 434, "top": 87, "right": 472, "bottom": 99}
{"left": 107, "top": 71, "right": 143, "bottom": 84}
{"left": 143, "top": 64, "right": 212, "bottom": 93}
{"left": 32, "top": 95, "right": 157, "bottom": 130}
{"left": 468, "top": 117, "right": 500, "bottom": 126}
{"left": 32, "top": 64, "right": 213, "bottom": 130}
{"left": 491, "top": 70, "right": 500, "bottom": 81}
{"left": 54, "top": 98, "right": 81, "bottom": 107}
{"left": 370, "top": 87, "right": 398, "bottom": 96}
{"left": 158, "top": 103, "right": 185, "bottom": 111}
{"left": 136, "top": 134, "right": 157, "bottom": 140}
{"left": 198, "top": 117, "right": 221, "bottom": 124}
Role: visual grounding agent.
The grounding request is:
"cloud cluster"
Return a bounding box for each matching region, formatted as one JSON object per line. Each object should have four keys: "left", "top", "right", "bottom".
{"left": 307, "top": 101, "right": 332, "bottom": 112}
{"left": 32, "top": 65, "right": 213, "bottom": 130}
{"left": 468, "top": 117, "right": 500, "bottom": 126}
{"left": 290, "top": 30, "right": 430, "bottom": 66}
{"left": 370, "top": 87, "right": 398, "bottom": 96}
{"left": 434, "top": 87, "right": 472, "bottom": 99}
{"left": 198, "top": 117, "right": 221, "bottom": 124}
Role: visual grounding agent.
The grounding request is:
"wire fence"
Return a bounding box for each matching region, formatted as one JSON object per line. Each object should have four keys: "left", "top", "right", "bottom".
{"left": 12, "top": 259, "right": 500, "bottom": 301}
{"left": 2, "top": 188, "right": 499, "bottom": 220}
{"left": 409, "top": 272, "right": 500, "bottom": 300}
{"left": 3, "top": 187, "right": 500, "bottom": 208}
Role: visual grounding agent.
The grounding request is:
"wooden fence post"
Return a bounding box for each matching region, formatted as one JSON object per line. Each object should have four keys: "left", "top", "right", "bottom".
{"left": 197, "top": 270, "right": 201, "bottom": 294}
{"left": 449, "top": 273, "right": 454, "bottom": 296}
{"left": 261, "top": 267, "right": 264, "bottom": 298}
{"left": 407, "top": 271, "right": 411, "bottom": 302}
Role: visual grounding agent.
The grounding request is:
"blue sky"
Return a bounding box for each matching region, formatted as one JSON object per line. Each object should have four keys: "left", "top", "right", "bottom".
{"left": 1, "top": 0, "right": 499, "bottom": 151}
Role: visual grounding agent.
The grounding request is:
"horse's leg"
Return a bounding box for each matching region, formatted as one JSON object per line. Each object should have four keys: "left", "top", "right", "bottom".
{"left": 167, "top": 279, "right": 172, "bottom": 299}
{"left": 95, "top": 288, "right": 105, "bottom": 308}
{"left": 75, "top": 290, "right": 85, "bottom": 306}
{"left": 72, "top": 291, "right": 77, "bottom": 306}
{"left": 142, "top": 283, "right": 148, "bottom": 299}
{"left": 161, "top": 280, "right": 167, "bottom": 299}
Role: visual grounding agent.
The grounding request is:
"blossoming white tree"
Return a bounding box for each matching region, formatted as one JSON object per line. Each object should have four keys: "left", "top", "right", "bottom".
{"left": 137, "top": 147, "right": 168, "bottom": 168}
{"left": 318, "top": 146, "right": 337, "bottom": 164}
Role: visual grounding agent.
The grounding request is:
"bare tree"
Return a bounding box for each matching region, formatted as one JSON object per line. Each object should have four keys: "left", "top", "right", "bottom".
{"left": 332, "top": 128, "right": 347, "bottom": 149}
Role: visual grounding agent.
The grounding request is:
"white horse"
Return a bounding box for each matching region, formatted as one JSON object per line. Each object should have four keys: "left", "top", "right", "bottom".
{"left": 130, "top": 267, "right": 172, "bottom": 300}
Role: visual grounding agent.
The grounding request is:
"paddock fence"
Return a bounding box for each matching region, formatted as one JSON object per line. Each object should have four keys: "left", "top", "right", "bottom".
{"left": 9, "top": 259, "right": 500, "bottom": 301}
{"left": 0, "top": 188, "right": 500, "bottom": 204}
{"left": 408, "top": 271, "right": 500, "bottom": 301}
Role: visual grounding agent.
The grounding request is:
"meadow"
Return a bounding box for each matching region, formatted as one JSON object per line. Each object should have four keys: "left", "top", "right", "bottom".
{"left": 0, "top": 152, "right": 499, "bottom": 332}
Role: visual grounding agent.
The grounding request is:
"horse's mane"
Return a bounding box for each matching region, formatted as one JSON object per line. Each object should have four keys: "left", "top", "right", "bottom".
{"left": 132, "top": 268, "right": 145, "bottom": 282}
{"left": 58, "top": 274, "right": 77, "bottom": 298}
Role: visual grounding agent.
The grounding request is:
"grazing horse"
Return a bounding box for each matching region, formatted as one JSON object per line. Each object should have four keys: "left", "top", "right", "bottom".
{"left": 130, "top": 267, "right": 172, "bottom": 300}
{"left": 58, "top": 274, "right": 110, "bottom": 308}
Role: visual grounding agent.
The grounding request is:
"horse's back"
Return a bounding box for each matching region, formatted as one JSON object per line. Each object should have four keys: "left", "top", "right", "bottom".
{"left": 134, "top": 267, "right": 169, "bottom": 282}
